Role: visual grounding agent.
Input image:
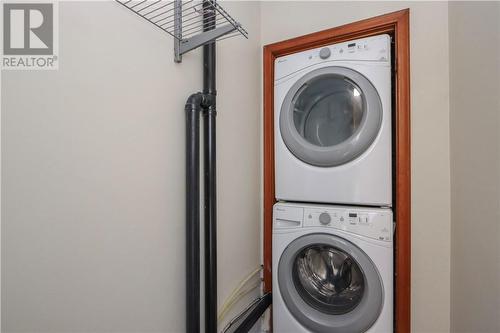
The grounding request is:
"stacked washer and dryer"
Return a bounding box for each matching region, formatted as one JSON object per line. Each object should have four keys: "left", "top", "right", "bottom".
{"left": 272, "top": 34, "right": 394, "bottom": 333}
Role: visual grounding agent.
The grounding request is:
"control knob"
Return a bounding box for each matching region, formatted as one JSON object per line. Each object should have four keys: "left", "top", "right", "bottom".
{"left": 319, "top": 212, "right": 331, "bottom": 225}
{"left": 319, "top": 47, "right": 331, "bottom": 59}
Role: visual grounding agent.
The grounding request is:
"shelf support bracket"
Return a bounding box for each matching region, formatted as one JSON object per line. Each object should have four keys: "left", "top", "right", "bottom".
{"left": 177, "top": 24, "right": 238, "bottom": 62}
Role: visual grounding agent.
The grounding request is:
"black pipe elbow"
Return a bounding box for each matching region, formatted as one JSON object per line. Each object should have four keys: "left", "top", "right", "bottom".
{"left": 185, "top": 92, "right": 205, "bottom": 111}
{"left": 185, "top": 92, "right": 217, "bottom": 111}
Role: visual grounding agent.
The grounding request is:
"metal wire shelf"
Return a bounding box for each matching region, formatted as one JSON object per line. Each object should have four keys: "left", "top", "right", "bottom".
{"left": 116, "top": 0, "right": 248, "bottom": 62}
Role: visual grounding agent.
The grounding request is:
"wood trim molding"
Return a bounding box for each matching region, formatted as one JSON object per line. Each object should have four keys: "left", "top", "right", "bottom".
{"left": 262, "top": 9, "right": 411, "bottom": 332}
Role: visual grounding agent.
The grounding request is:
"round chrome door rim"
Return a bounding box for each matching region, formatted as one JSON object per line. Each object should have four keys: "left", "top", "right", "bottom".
{"left": 278, "top": 233, "right": 384, "bottom": 333}
{"left": 279, "top": 66, "right": 383, "bottom": 167}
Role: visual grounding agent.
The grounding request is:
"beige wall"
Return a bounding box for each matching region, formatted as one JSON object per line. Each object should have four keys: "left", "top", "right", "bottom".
{"left": 5, "top": 1, "right": 500, "bottom": 333}
{"left": 260, "top": 2, "right": 451, "bottom": 332}
{"left": 449, "top": 2, "right": 500, "bottom": 332}
{"left": 1, "top": 1, "right": 261, "bottom": 332}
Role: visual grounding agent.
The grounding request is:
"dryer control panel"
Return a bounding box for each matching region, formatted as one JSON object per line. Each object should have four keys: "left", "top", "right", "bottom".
{"left": 274, "top": 34, "right": 391, "bottom": 81}
{"left": 274, "top": 203, "right": 393, "bottom": 242}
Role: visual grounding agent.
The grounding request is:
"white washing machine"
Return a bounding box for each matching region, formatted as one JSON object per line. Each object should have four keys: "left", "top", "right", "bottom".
{"left": 274, "top": 34, "right": 392, "bottom": 206}
{"left": 272, "top": 202, "right": 393, "bottom": 333}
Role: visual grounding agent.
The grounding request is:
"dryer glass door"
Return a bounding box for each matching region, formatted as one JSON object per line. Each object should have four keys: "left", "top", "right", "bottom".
{"left": 293, "top": 77, "right": 363, "bottom": 148}
{"left": 280, "top": 67, "right": 383, "bottom": 167}
{"left": 278, "top": 233, "right": 384, "bottom": 333}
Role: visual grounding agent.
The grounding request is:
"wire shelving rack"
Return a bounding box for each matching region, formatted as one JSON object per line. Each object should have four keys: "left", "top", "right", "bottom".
{"left": 116, "top": 0, "right": 248, "bottom": 62}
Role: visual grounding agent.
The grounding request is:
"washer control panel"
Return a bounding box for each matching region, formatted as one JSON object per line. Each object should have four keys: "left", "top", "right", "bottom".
{"left": 303, "top": 206, "right": 392, "bottom": 242}
{"left": 290, "top": 206, "right": 392, "bottom": 241}
{"left": 273, "top": 203, "right": 393, "bottom": 242}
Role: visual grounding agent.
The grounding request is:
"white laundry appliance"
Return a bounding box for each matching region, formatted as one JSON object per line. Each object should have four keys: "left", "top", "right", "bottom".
{"left": 272, "top": 202, "right": 393, "bottom": 333}
{"left": 274, "top": 34, "right": 392, "bottom": 206}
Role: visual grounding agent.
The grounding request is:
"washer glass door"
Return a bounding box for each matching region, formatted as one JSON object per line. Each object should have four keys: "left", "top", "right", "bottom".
{"left": 278, "top": 233, "right": 384, "bottom": 333}
{"left": 280, "top": 67, "right": 383, "bottom": 167}
{"left": 293, "top": 244, "right": 365, "bottom": 315}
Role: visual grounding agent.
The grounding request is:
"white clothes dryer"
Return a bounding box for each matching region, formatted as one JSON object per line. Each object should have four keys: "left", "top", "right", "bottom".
{"left": 272, "top": 202, "right": 393, "bottom": 333}
{"left": 274, "top": 34, "right": 392, "bottom": 206}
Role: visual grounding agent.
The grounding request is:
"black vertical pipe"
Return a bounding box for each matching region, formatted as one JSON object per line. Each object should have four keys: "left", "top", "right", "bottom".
{"left": 185, "top": 93, "right": 203, "bottom": 333}
{"left": 203, "top": 2, "right": 217, "bottom": 333}
{"left": 203, "top": 107, "right": 217, "bottom": 333}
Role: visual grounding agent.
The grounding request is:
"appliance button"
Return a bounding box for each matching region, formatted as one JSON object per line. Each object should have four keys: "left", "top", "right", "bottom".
{"left": 359, "top": 215, "right": 369, "bottom": 224}
{"left": 319, "top": 47, "right": 331, "bottom": 59}
{"left": 319, "top": 212, "right": 331, "bottom": 225}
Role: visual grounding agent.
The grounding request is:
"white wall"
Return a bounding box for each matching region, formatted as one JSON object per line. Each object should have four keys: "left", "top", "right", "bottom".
{"left": 260, "top": 2, "right": 451, "bottom": 332}
{"left": 1, "top": 1, "right": 261, "bottom": 332}
{"left": 449, "top": 2, "right": 500, "bottom": 332}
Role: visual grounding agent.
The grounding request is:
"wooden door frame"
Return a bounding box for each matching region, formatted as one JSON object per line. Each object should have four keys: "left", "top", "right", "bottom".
{"left": 262, "top": 9, "right": 410, "bottom": 332}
